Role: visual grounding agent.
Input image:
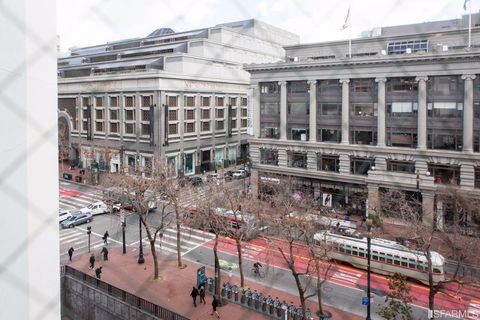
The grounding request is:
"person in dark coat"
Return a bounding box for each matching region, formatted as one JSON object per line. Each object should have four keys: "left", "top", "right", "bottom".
{"left": 198, "top": 285, "right": 206, "bottom": 304}
{"left": 190, "top": 286, "right": 199, "bottom": 307}
{"left": 103, "top": 231, "right": 109, "bottom": 244}
{"left": 101, "top": 247, "right": 109, "bottom": 261}
{"left": 95, "top": 266, "right": 102, "bottom": 279}
{"left": 68, "top": 247, "right": 74, "bottom": 261}
{"left": 89, "top": 254, "right": 95, "bottom": 269}
{"left": 211, "top": 296, "right": 220, "bottom": 318}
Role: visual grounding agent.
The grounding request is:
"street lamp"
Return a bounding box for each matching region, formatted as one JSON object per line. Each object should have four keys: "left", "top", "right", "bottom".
{"left": 363, "top": 198, "right": 373, "bottom": 320}
{"left": 87, "top": 226, "right": 91, "bottom": 253}
{"left": 138, "top": 215, "right": 144, "bottom": 264}
{"left": 416, "top": 170, "right": 420, "bottom": 221}
{"left": 121, "top": 214, "right": 126, "bottom": 254}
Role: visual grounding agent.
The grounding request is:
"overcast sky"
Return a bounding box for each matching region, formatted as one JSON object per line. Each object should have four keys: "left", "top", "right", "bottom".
{"left": 57, "top": 0, "right": 478, "bottom": 51}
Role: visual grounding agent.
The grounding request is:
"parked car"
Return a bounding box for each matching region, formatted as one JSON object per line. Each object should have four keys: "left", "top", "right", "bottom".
{"left": 59, "top": 209, "right": 75, "bottom": 223}
{"left": 61, "top": 212, "right": 93, "bottom": 228}
{"left": 223, "top": 171, "right": 234, "bottom": 181}
{"left": 188, "top": 176, "right": 204, "bottom": 187}
{"left": 80, "top": 201, "right": 108, "bottom": 216}
{"left": 232, "top": 169, "right": 248, "bottom": 179}
{"left": 206, "top": 173, "right": 219, "bottom": 182}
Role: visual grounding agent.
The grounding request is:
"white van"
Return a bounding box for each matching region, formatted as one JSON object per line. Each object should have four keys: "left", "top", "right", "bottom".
{"left": 80, "top": 201, "right": 108, "bottom": 216}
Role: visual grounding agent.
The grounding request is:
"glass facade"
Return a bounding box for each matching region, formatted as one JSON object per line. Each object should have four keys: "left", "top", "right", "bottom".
{"left": 184, "top": 153, "right": 195, "bottom": 175}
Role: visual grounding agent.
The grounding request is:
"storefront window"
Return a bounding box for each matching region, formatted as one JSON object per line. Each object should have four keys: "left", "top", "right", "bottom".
{"left": 320, "top": 129, "right": 341, "bottom": 143}
{"left": 228, "top": 147, "right": 237, "bottom": 166}
{"left": 215, "top": 148, "right": 224, "bottom": 167}
{"left": 428, "top": 164, "right": 460, "bottom": 185}
{"left": 184, "top": 153, "right": 194, "bottom": 175}
{"left": 317, "top": 155, "right": 339, "bottom": 172}
{"left": 387, "top": 161, "right": 415, "bottom": 173}
{"left": 167, "top": 156, "right": 178, "bottom": 177}
{"left": 291, "top": 128, "right": 308, "bottom": 141}
{"left": 260, "top": 148, "right": 278, "bottom": 166}
{"left": 351, "top": 158, "right": 374, "bottom": 175}
{"left": 288, "top": 152, "right": 307, "bottom": 169}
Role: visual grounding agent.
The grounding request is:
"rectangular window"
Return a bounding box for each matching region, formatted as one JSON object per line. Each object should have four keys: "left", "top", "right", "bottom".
{"left": 241, "top": 108, "right": 248, "bottom": 117}
{"left": 288, "top": 152, "right": 307, "bottom": 169}
{"left": 351, "top": 158, "right": 374, "bottom": 175}
{"left": 320, "top": 129, "right": 341, "bottom": 143}
{"left": 388, "top": 77, "right": 418, "bottom": 92}
{"left": 201, "top": 109, "right": 210, "bottom": 119}
{"left": 168, "top": 110, "right": 178, "bottom": 121}
{"left": 229, "top": 97, "right": 237, "bottom": 106}
{"left": 185, "top": 122, "right": 195, "bottom": 133}
{"left": 388, "top": 132, "right": 417, "bottom": 148}
{"left": 351, "top": 130, "right": 376, "bottom": 145}
{"left": 142, "top": 95, "right": 152, "bottom": 107}
{"left": 185, "top": 96, "right": 195, "bottom": 107}
{"left": 388, "top": 102, "right": 417, "bottom": 117}
{"left": 260, "top": 82, "right": 279, "bottom": 94}
{"left": 185, "top": 109, "right": 195, "bottom": 120}
{"left": 168, "top": 96, "right": 178, "bottom": 107}
{"left": 202, "top": 96, "right": 210, "bottom": 107}
{"left": 260, "top": 148, "right": 278, "bottom": 165}
{"left": 387, "top": 40, "right": 428, "bottom": 54}
{"left": 110, "top": 109, "right": 119, "bottom": 120}
{"left": 95, "top": 109, "right": 104, "bottom": 119}
{"left": 110, "top": 122, "right": 119, "bottom": 133}
{"left": 387, "top": 161, "right": 415, "bottom": 173}
{"left": 230, "top": 108, "right": 237, "bottom": 118}
{"left": 215, "top": 120, "right": 224, "bottom": 130}
{"left": 241, "top": 119, "right": 248, "bottom": 127}
{"left": 82, "top": 97, "right": 90, "bottom": 106}
{"left": 320, "top": 103, "right": 341, "bottom": 116}
{"left": 428, "top": 133, "right": 462, "bottom": 151}
{"left": 95, "top": 97, "right": 103, "bottom": 107}
{"left": 352, "top": 103, "right": 375, "bottom": 117}
{"left": 125, "top": 96, "right": 135, "bottom": 107}
{"left": 352, "top": 79, "right": 374, "bottom": 93}
{"left": 168, "top": 123, "right": 178, "bottom": 135}
{"left": 125, "top": 123, "right": 135, "bottom": 135}
{"left": 141, "top": 123, "right": 150, "bottom": 136}
{"left": 216, "top": 108, "right": 224, "bottom": 118}
{"left": 141, "top": 109, "right": 150, "bottom": 122}
{"left": 287, "top": 81, "right": 308, "bottom": 94}
{"left": 201, "top": 121, "right": 210, "bottom": 132}
{"left": 318, "top": 80, "right": 340, "bottom": 95}
{"left": 261, "top": 127, "right": 279, "bottom": 139}
{"left": 475, "top": 167, "right": 480, "bottom": 189}
{"left": 428, "top": 164, "right": 460, "bottom": 185}
{"left": 291, "top": 128, "right": 308, "bottom": 141}
{"left": 288, "top": 103, "right": 308, "bottom": 115}
{"left": 110, "top": 97, "right": 118, "bottom": 107}
{"left": 95, "top": 122, "right": 104, "bottom": 132}
{"left": 318, "top": 155, "right": 340, "bottom": 172}
{"left": 430, "top": 102, "right": 461, "bottom": 118}
{"left": 230, "top": 119, "right": 236, "bottom": 129}
{"left": 261, "top": 103, "right": 279, "bottom": 115}
{"left": 125, "top": 110, "right": 135, "bottom": 121}
{"left": 241, "top": 97, "right": 248, "bottom": 106}
{"left": 215, "top": 97, "right": 224, "bottom": 106}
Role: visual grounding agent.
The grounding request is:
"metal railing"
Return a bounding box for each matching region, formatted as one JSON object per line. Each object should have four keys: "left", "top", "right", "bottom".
{"left": 62, "top": 265, "right": 189, "bottom": 320}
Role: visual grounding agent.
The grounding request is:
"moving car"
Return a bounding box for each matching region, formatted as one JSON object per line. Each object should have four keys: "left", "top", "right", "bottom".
{"left": 59, "top": 209, "right": 75, "bottom": 223}
{"left": 80, "top": 201, "right": 108, "bottom": 216}
{"left": 61, "top": 212, "right": 93, "bottom": 228}
{"left": 232, "top": 169, "right": 248, "bottom": 179}
{"left": 188, "top": 176, "right": 204, "bottom": 187}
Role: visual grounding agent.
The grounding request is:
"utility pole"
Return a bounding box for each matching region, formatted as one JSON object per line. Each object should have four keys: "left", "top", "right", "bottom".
{"left": 87, "top": 226, "right": 91, "bottom": 253}
{"left": 121, "top": 214, "right": 126, "bottom": 254}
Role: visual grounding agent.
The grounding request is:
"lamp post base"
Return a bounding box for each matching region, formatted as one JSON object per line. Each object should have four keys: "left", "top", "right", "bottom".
{"left": 138, "top": 254, "right": 145, "bottom": 264}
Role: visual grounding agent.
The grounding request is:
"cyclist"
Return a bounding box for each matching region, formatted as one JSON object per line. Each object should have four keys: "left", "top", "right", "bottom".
{"left": 253, "top": 262, "right": 263, "bottom": 275}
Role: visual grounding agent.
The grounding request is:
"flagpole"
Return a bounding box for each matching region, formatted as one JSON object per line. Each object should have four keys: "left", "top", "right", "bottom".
{"left": 348, "top": 5, "right": 352, "bottom": 58}
{"left": 468, "top": 0, "right": 472, "bottom": 48}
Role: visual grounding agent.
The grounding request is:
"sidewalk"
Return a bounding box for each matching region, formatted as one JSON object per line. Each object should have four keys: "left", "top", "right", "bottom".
{"left": 66, "top": 247, "right": 363, "bottom": 320}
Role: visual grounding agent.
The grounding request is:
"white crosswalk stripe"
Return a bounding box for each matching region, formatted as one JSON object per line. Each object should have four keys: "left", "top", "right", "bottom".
{"left": 59, "top": 189, "right": 101, "bottom": 210}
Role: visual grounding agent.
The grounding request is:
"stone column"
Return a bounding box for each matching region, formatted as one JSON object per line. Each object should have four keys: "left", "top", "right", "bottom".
{"left": 252, "top": 84, "right": 261, "bottom": 138}
{"left": 307, "top": 150, "right": 317, "bottom": 170}
{"left": 340, "top": 79, "right": 350, "bottom": 144}
{"left": 279, "top": 81, "right": 287, "bottom": 140}
{"left": 339, "top": 153, "right": 350, "bottom": 175}
{"left": 278, "top": 148, "right": 288, "bottom": 167}
{"left": 376, "top": 77, "right": 386, "bottom": 147}
{"left": 308, "top": 80, "right": 317, "bottom": 142}
{"left": 460, "top": 163, "right": 475, "bottom": 189}
{"left": 367, "top": 184, "right": 380, "bottom": 214}
{"left": 435, "top": 200, "right": 444, "bottom": 231}
{"left": 422, "top": 191, "right": 435, "bottom": 229}
{"left": 462, "top": 74, "right": 476, "bottom": 152}
{"left": 416, "top": 76, "right": 428, "bottom": 150}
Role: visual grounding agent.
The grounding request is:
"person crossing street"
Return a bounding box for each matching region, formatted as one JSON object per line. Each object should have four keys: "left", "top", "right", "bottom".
{"left": 89, "top": 253, "right": 95, "bottom": 269}
{"left": 103, "top": 231, "right": 109, "bottom": 245}
{"left": 67, "top": 247, "right": 74, "bottom": 261}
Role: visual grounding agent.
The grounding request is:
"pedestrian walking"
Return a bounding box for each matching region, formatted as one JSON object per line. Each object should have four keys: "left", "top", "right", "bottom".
{"left": 190, "top": 286, "right": 199, "bottom": 307}
{"left": 95, "top": 266, "right": 102, "bottom": 279}
{"left": 211, "top": 296, "right": 220, "bottom": 318}
{"left": 89, "top": 253, "right": 95, "bottom": 269}
{"left": 67, "top": 247, "right": 74, "bottom": 261}
{"left": 101, "top": 247, "right": 109, "bottom": 261}
{"left": 103, "top": 231, "right": 109, "bottom": 244}
{"left": 199, "top": 285, "right": 206, "bottom": 304}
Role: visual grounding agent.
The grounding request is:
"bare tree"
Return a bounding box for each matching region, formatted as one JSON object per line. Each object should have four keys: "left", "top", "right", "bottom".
{"left": 58, "top": 117, "right": 70, "bottom": 171}
{"left": 103, "top": 157, "right": 172, "bottom": 280}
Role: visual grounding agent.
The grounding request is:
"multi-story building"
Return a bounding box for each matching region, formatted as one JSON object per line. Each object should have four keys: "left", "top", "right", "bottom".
{"left": 246, "top": 14, "right": 480, "bottom": 229}
{"left": 57, "top": 20, "right": 298, "bottom": 177}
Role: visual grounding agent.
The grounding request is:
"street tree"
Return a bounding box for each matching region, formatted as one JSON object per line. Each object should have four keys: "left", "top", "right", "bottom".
{"left": 377, "top": 273, "right": 415, "bottom": 320}
{"left": 103, "top": 157, "right": 172, "bottom": 280}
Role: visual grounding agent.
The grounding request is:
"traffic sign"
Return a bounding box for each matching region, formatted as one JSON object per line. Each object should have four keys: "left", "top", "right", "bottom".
{"left": 362, "top": 296, "right": 369, "bottom": 305}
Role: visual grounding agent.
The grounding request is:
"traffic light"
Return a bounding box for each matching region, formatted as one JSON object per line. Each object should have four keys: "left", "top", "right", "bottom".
{"left": 87, "top": 226, "right": 91, "bottom": 235}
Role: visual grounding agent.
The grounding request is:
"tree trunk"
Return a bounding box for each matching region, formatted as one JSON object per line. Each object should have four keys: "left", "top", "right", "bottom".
{"left": 235, "top": 238, "right": 244, "bottom": 287}
{"left": 175, "top": 203, "right": 183, "bottom": 268}
{"left": 427, "top": 248, "right": 435, "bottom": 319}
{"left": 291, "top": 269, "right": 307, "bottom": 314}
{"left": 150, "top": 239, "right": 159, "bottom": 280}
{"left": 213, "top": 234, "right": 222, "bottom": 302}
{"left": 316, "top": 260, "right": 324, "bottom": 316}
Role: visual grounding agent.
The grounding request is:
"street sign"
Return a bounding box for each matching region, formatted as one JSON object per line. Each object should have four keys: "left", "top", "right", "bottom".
{"left": 362, "top": 296, "right": 369, "bottom": 305}
{"left": 197, "top": 266, "right": 206, "bottom": 288}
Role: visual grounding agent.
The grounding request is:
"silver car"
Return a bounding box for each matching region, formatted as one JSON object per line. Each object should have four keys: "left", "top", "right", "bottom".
{"left": 61, "top": 212, "right": 93, "bottom": 228}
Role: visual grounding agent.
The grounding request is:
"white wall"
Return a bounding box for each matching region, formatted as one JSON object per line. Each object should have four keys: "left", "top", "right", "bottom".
{"left": 0, "top": 1, "right": 60, "bottom": 319}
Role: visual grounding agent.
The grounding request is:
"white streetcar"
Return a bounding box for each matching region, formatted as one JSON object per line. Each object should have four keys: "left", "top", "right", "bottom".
{"left": 313, "top": 231, "right": 445, "bottom": 284}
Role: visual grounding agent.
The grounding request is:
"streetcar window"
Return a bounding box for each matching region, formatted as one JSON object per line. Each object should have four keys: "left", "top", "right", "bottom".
{"left": 387, "top": 258, "right": 392, "bottom": 264}
{"left": 372, "top": 255, "right": 378, "bottom": 260}
{"left": 401, "top": 261, "right": 408, "bottom": 267}
{"left": 417, "top": 265, "right": 424, "bottom": 271}
{"left": 339, "top": 247, "right": 345, "bottom": 253}
{"left": 359, "top": 252, "right": 365, "bottom": 257}
{"left": 433, "top": 268, "right": 442, "bottom": 274}
{"left": 346, "top": 249, "right": 352, "bottom": 254}
{"left": 409, "top": 263, "right": 415, "bottom": 269}
{"left": 379, "top": 257, "right": 386, "bottom": 262}
{"left": 394, "top": 260, "right": 400, "bottom": 266}
{"left": 394, "top": 255, "right": 400, "bottom": 259}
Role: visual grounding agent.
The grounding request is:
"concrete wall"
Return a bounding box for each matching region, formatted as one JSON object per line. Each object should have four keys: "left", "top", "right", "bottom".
{"left": 62, "top": 276, "right": 161, "bottom": 320}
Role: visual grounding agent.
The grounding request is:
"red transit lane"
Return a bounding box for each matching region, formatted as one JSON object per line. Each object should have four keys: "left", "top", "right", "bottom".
{"left": 203, "top": 235, "right": 480, "bottom": 318}
{"left": 59, "top": 187, "right": 82, "bottom": 198}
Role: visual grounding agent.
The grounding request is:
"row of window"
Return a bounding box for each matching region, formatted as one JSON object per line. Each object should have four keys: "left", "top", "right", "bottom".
{"left": 259, "top": 76, "right": 474, "bottom": 97}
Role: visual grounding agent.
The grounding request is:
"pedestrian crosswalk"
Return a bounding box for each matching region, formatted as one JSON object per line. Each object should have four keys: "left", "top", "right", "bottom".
{"left": 131, "top": 225, "right": 215, "bottom": 257}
